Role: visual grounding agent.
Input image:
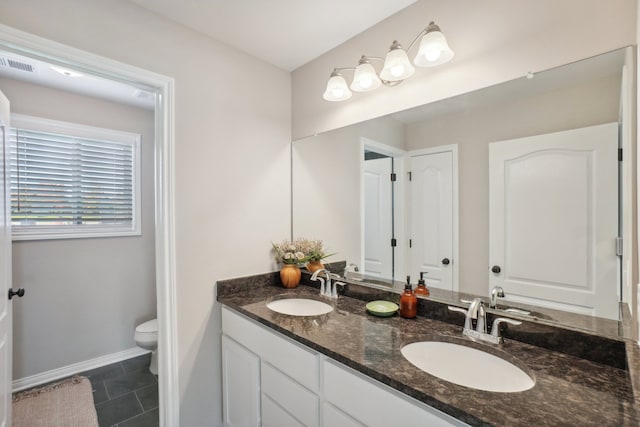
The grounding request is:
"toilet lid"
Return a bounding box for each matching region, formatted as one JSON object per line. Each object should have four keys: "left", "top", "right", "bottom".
{"left": 136, "top": 318, "right": 158, "bottom": 333}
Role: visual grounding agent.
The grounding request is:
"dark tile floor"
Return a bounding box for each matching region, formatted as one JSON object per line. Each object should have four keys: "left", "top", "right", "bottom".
{"left": 79, "top": 353, "right": 159, "bottom": 427}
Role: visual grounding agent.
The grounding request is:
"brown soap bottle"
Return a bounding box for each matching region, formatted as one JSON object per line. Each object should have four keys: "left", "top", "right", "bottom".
{"left": 415, "top": 272, "right": 430, "bottom": 296}
{"left": 400, "top": 275, "right": 417, "bottom": 319}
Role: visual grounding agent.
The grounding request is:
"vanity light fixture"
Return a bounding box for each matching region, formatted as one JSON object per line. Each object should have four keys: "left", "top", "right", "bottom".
{"left": 323, "top": 21, "right": 454, "bottom": 102}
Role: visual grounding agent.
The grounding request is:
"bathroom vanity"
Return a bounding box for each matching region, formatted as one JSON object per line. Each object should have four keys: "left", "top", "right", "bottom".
{"left": 217, "top": 272, "right": 640, "bottom": 427}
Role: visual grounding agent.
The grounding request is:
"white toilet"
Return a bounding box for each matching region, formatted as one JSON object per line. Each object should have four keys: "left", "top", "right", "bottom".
{"left": 135, "top": 318, "right": 158, "bottom": 375}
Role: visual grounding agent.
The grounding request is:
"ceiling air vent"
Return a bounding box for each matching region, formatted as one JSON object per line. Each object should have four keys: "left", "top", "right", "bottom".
{"left": 0, "top": 57, "right": 37, "bottom": 73}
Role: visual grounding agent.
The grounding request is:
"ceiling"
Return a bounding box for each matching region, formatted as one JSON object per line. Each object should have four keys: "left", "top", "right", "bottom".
{"left": 127, "top": 0, "right": 418, "bottom": 71}
{"left": 0, "top": 1, "right": 417, "bottom": 111}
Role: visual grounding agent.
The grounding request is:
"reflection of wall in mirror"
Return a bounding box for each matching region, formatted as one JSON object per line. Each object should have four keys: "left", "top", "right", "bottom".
{"left": 405, "top": 74, "right": 621, "bottom": 296}
{"left": 292, "top": 116, "right": 404, "bottom": 269}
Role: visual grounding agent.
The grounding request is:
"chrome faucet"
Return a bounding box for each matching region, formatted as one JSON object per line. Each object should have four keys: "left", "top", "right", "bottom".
{"left": 343, "top": 263, "right": 359, "bottom": 278}
{"left": 490, "top": 286, "right": 505, "bottom": 308}
{"left": 448, "top": 298, "right": 521, "bottom": 344}
{"left": 311, "top": 268, "right": 342, "bottom": 298}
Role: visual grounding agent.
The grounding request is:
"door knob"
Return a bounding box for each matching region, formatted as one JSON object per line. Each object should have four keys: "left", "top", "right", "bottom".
{"left": 491, "top": 265, "right": 501, "bottom": 274}
{"left": 442, "top": 258, "right": 450, "bottom": 265}
{"left": 8, "top": 288, "right": 25, "bottom": 300}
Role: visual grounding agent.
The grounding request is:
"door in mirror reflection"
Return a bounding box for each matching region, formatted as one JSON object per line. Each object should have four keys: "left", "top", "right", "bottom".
{"left": 489, "top": 123, "right": 619, "bottom": 319}
{"left": 364, "top": 154, "right": 394, "bottom": 278}
{"left": 409, "top": 147, "right": 456, "bottom": 291}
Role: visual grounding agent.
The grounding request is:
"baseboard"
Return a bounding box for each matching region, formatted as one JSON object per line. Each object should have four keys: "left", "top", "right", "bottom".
{"left": 12, "top": 347, "right": 151, "bottom": 392}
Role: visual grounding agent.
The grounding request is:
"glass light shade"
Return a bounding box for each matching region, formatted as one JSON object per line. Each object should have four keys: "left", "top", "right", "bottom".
{"left": 350, "top": 62, "right": 381, "bottom": 92}
{"left": 323, "top": 73, "right": 352, "bottom": 102}
{"left": 380, "top": 46, "right": 415, "bottom": 82}
{"left": 413, "top": 30, "right": 454, "bottom": 67}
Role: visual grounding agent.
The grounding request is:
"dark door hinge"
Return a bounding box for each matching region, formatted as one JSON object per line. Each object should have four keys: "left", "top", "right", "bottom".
{"left": 619, "top": 148, "right": 623, "bottom": 161}
{"left": 391, "top": 238, "right": 397, "bottom": 247}
{"left": 408, "top": 171, "right": 412, "bottom": 181}
{"left": 409, "top": 239, "right": 412, "bottom": 248}
{"left": 390, "top": 172, "right": 397, "bottom": 182}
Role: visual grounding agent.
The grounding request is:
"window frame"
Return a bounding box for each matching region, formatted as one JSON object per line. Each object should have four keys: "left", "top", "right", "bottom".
{"left": 9, "top": 113, "right": 142, "bottom": 241}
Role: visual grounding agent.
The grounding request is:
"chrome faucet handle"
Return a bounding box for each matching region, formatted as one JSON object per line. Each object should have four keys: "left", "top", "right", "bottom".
{"left": 476, "top": 302, "right": 487, "bottom": 334}
{"left": 490, "top": 317, "right": 522, "bottom": 341}
{"left": 448, "top": 306, "right": 472, "bottom": 330}
{"left": 332, "top": 281, "right": 347, "bottom": 298}
{"left": 343, "top": 263, "right": 359, "bottom": 278}
{"left": 490, "top": 286, "right": 505, "bottom": 308}
{"left": 314, "top": 277, "right": 326, "bottom": 295}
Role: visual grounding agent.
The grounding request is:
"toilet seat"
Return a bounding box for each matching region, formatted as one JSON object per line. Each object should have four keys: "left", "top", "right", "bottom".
{"left": 135, "top": 319, "right": 158, "bottom": 341}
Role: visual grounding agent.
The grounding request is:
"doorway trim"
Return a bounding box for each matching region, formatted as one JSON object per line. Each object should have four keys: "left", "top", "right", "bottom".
{"left": 0, "top": 24, "right": 179, "bottom": 426}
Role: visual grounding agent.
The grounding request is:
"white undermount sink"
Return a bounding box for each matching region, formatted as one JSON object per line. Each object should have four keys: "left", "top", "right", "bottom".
{"left": 266, "top": 298, "right": 333, "bottom": 316}
{"left": 401, "top": 341, "right": 535, "bottom": 393}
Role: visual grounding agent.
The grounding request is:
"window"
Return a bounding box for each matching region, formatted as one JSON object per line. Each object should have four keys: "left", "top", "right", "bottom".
{"left": 9, "top": 114, "right": 141, "bottom": 240}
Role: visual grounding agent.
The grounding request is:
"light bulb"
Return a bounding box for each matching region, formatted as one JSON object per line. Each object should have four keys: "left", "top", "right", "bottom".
{"left": 391, "top": 64, "right": 405, "bottom": 78}
{"left": 425, "top": 49, "right": 441, "bottom": 62}
{"left": 359, "top": 77, "right": 373, "bottom": 89}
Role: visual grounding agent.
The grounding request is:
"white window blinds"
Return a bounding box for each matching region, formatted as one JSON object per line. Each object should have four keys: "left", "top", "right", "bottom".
{"left": 9, "top": 114, "right": 141, "bottom": 240}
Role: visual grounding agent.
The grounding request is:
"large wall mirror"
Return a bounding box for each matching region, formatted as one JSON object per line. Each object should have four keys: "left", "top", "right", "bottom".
{"left": 292, "top": 47, "right": 635, "bottom": 336}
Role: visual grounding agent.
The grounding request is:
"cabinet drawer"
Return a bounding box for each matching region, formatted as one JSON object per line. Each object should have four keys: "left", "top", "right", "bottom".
{"left": 222, "top": 307, "right": 320, "bottom": 391}
{"left": 322, "top": 402, "right": 364, "bottom": 427}
{"left": 262, "top": 394, "right": 306, "bottom": 427}
{"left": 262, "top": 362, "right": 319, "bottom": 427}
{"left": 323, "top": 359, "right": 467, "bottom": 427}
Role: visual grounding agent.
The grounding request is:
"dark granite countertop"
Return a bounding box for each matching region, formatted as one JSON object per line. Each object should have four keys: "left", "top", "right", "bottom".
{"left": 217, "top": 272, "right": 640, "bottom": 427}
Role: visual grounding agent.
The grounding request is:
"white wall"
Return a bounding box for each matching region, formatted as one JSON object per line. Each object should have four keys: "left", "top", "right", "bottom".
{"left": 0, "top": 77, "right": 157, "bottom": 380}
{"left": 0, "top": 1, "right": 291, "bottom": 425}
{"left": 292, "top": 0, "right": 637, "bottom": 140}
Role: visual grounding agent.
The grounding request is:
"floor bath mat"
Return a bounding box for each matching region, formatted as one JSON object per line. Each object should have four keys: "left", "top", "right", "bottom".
{"left": 12, "top": 376, "right": 98, "bottom": 427}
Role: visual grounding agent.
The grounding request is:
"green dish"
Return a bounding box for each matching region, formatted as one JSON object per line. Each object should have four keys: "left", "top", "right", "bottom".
{"left": 366, "top": 300, "right": 398, "bottom": 317}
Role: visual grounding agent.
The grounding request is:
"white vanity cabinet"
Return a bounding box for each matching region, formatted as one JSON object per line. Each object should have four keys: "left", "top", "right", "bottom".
{"left": 221, "top": 306, "right": 468, "bottom": 427}
{"left": 222, "top": 306, "right": 320, "bottom": 427}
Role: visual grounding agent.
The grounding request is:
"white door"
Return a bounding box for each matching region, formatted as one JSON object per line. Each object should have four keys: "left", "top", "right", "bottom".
{"left": 410, "top": 151, "right": 454, "bottom": 290}
{"left": 0, "top": 89, "right": 11, "bottom": 427}
{"left": 489, "top": 123, "right": 618, "bottom": 319}
{"left": 364, "top": 157, "right": 393, "bottom": 279}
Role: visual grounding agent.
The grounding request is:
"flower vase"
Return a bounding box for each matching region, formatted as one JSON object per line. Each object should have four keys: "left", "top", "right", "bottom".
{"left": 280, "top": 264, "right": 301, "bottom": 289}
{"left": 306, "top": 260, "right": 324, "bottom": 273}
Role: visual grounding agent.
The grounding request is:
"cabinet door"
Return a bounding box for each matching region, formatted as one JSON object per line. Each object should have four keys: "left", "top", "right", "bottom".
{"left": 222, "top": 335, "right": 260, "bottom": 427}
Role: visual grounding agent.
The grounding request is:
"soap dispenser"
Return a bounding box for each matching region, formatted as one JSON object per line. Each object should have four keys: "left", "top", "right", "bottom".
{"left": 415, "top": 272, "right": 430, "bottom": 296}
{"left": 400, "top": 275, "right": 417, "bottom": 319}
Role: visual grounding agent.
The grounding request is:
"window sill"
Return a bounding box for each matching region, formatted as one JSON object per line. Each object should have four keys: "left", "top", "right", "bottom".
{"left": 11, "top": 228, "right": 142, "bottom": 241}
